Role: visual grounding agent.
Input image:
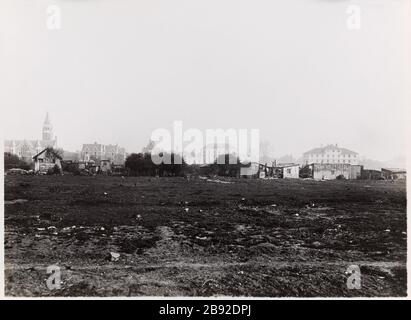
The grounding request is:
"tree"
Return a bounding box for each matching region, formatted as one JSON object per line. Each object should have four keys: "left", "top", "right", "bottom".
{"left": 4, "top": 152, "right": 31, "bottom": 171}
{"left": 158, "top": 152, "right": 186, "bottom": 177}
{"left": 125, "top": 152, "right": 186, "bottom": 176}
{"left": 45, "top": 147, "right": 63, "bottom": 161}
{"left": 125, "top": 153, "right": 156, "bottom": 176}
{"left": 61, "top": 161, "right": 80, "bottom": 175}
{"left": 142, "top": 140, "right": 156, "bottom": 154}
{"left": 47, "top": 164, "right": 61, "bottom": 175}
{"left": 211, "top": 153, "right": 242, "bottom": 177}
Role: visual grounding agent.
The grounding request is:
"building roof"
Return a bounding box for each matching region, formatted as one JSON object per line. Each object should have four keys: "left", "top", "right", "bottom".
{"left": 245, "top": 162, "right": 299, "bottom": 169}
{"left": 303, "top": 144, "right": 358, "bottom": 156}
{"left": 381, "top": 168, "right": 406, "bottom": 173}
{"left": 4, "top": 139, "right": 56, "bottom": 148}
{"left": 33, "top": 148, "right": 62, "bottom": 160}
{"left": 276, "top": 163, "right": 299, "bottom": 168}
{"left": 32, "top": 148, "right": 48, "bottom": 160}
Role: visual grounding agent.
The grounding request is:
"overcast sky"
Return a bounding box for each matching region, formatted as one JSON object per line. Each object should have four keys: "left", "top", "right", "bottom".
{"left": 1, "top": 0, "right": 409, "bottom": 161}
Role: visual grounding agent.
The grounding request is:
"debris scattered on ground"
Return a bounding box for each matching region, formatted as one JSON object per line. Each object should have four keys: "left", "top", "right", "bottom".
{"left": 311, "top": 241, "right": 323, "bottom": 248}
{"left": 4, "top": 175, "right": 407, "bottom": 297}
{"left": 109, "top": 252, "right": 120, "bottom": 262}
{"left": 5, "top": 199, "right": 28, "bottom": 205}
{"left": 206, "top": 179, "right": 233, "bottom": 184}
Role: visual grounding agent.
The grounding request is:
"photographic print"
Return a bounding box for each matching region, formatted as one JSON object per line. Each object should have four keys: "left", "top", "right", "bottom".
{"left": 1, "top": 0, "right": 409, "bottom": 299}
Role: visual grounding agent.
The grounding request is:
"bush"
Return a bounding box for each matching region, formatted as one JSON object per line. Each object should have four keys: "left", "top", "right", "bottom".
{"left": 62, "top": 162, "right": 80, "bottom": 175}
{"left": 210, "top": 153, "right": 242, "bottom": 177}
{"left": 47, "top": 164, "right": 61, "bottom": 175}
{"left": 4, "top": 152, "right": 31, "bottom": 171}
{"left": 125, "top": 152, "right": 186, "bottom": 177}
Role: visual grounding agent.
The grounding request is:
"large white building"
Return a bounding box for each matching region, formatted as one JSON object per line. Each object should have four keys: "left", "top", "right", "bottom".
{"left": 303, "top": 144, "right": 359, "bottom": 165}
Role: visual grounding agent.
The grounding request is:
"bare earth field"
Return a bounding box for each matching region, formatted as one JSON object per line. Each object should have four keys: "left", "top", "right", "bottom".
{"left": 4, "top": 175, "right": 407, "bottom": 297}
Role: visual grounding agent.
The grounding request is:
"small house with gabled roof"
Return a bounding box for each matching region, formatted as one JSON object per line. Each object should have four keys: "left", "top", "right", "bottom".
{"left": 32, "top": 148, "right": 62, "bottom": 173}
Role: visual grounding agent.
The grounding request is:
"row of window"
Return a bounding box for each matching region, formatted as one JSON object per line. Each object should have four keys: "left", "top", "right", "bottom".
{"left": 311, "top": 160, "right": 357, "bottom": 163}
{"left": 309, "top": 154, "right": 357, "bottom": 158}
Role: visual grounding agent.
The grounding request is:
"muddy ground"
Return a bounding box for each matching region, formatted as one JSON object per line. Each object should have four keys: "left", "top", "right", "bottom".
{"left": 4, "top": 175, "right": 407, "bottom": 297}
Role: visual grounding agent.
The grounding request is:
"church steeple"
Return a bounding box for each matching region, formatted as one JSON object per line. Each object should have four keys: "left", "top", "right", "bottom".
{"left": 42, "top": 112, "right": 53, "bottom": 141}
{"left": 44, "top": 112, "right": 50, "bottom": 125}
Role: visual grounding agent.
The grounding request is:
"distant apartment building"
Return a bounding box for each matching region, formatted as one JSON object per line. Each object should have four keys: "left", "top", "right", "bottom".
{"left": 302, "top": 144, "right": 359, "bottom": 165}
{"left": 81, "top": 142, "right": 126, "bottom": 165}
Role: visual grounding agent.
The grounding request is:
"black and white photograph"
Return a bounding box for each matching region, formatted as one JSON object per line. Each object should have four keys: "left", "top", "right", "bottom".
{"left": 0, "top": 0, "right": 410, "bottom": 302}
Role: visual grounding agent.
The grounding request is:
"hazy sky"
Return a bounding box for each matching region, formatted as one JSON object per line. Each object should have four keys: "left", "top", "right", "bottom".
{"left": 1, "top": 0, "right": 409, "bottom": 161}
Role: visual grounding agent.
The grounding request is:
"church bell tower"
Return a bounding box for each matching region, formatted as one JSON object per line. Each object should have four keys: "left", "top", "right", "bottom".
{"left": 42, "top": 112, "right": 53, "bottom": 141}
